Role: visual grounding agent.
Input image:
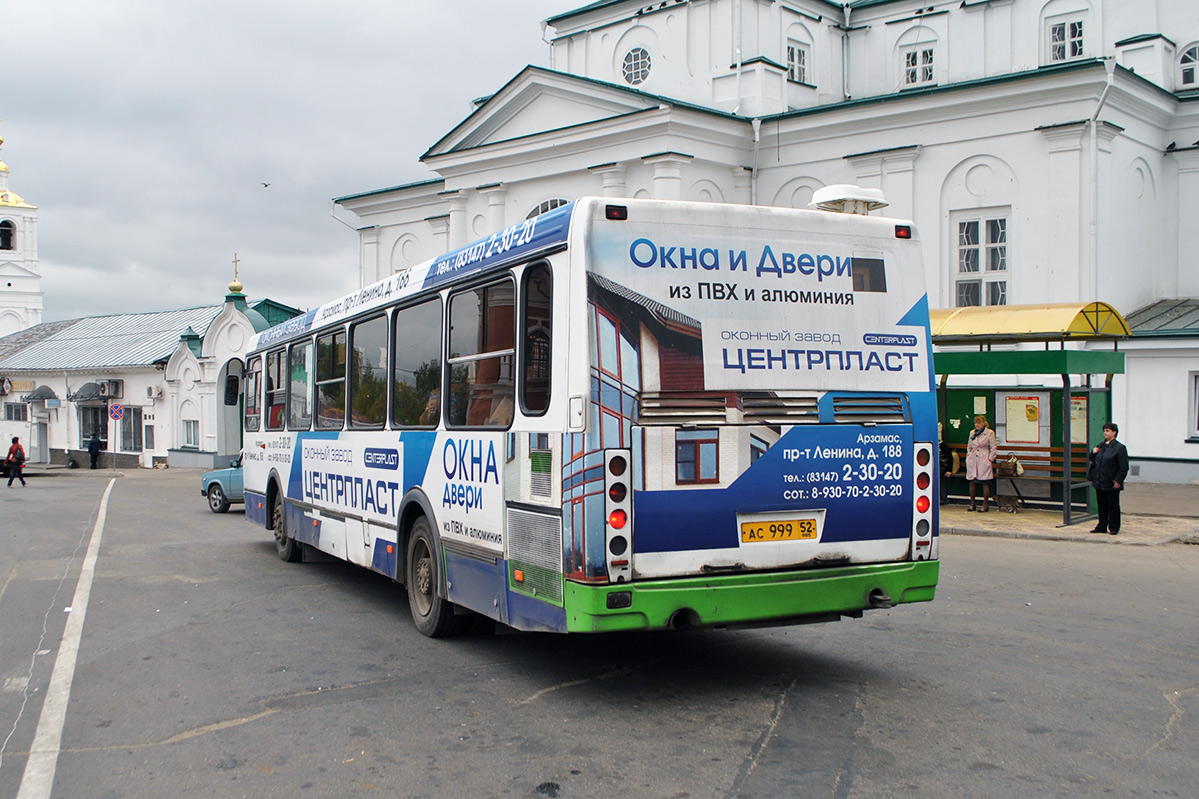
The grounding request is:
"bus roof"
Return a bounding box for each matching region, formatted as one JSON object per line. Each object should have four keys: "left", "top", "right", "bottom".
{"left": 249, "top": 201, "right": 578, "bottom": 353}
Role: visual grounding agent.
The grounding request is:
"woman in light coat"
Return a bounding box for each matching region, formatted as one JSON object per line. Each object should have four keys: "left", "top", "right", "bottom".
{"left": 965, "top": 414, "right": 996, "bottom": 512}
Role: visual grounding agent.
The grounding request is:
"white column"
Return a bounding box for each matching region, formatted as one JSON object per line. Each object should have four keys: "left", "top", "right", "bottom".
{"left": 1039, "top": 124, "right": 1087, "bottom": 301}
{"left": 359, "top": 226, "right": 379, "bottom": 287}
{"left": 477, "top": 184, "right": 508, "bottom": 233}
{"left": 442, "top": 191, "right": 468, "bottom": 249}
{"left": 426, "top": 215, "right": 450, "bottom": 255}
{"left": 1172, "top": 149, "right": 1199, "bottom": 296}
{"left": 732, "top": 166, "right": 752, "bottom": 205}
{"left": 642, "top": 152, "right": 694, "bottom": 201}
{"left": 589, "top": 163, "right": 628, "bottom": 197}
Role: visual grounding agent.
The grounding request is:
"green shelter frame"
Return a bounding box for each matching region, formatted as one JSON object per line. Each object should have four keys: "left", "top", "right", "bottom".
{"left": 931, "top": 303, "right": 1129, "bottom": 526}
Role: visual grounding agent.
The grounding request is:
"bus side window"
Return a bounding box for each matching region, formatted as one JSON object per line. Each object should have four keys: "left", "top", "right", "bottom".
{"left": 244, "top": 356, "right": 262, "bottom": 432}
{"left": 288, "top": 340, "right": 313, "bottom": 431}
{"left": 265, "top": 350, "right": 286, "bottom": 431}
{"left": 315, "top": 329, "right": 346, "bottom": 429}
{"left": 349, "top": 315, "right": 388, "bottom": 428}
{"left": 448, "top": 277, "right": 515, "bottom": 428}
{"left": 392, "top": 298, "right": 442, "bottom": 428}
{"left": 522, "top": 262, "right": 552, "bottom": 416}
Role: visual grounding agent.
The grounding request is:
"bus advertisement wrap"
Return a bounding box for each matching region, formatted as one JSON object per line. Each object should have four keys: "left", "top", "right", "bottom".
{"left": 586, "top": 222, "right": 931, "bottom": 393}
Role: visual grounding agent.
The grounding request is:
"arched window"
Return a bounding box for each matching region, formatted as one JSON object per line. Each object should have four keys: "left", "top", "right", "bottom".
{"left": 526, "top": 199, "right": 569, "bottom": 219}
{"left": 1182, "top": 44, "right": 1199, "bottom": 88}
{"left": 0, "top": 220, "right": 14, "bottom": 250}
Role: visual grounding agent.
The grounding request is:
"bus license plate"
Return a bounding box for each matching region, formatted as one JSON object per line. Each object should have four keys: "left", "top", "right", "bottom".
{"left": 740, "top": 519, "right": 818, "bottom": 543}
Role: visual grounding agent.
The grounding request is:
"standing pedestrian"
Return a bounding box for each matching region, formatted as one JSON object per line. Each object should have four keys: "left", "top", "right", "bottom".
{"left": 938, "top": 422, "right": 953, "bottom": 505}
{"left": 6, "top": 436, "right": 27, "bottom": 487}
{"left": 966, "top": 414, "right": 996, "bottom": 512}
{"left": 1088, "top": 422, "right": 1129, "bottom": 535}
{"left": 88, "top": 433, "right": 102, "bottom": 469}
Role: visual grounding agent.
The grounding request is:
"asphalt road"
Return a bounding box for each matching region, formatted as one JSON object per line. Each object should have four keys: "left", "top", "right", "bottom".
{"left": 1, "top": 470, "right": 1197, "bottom": 798}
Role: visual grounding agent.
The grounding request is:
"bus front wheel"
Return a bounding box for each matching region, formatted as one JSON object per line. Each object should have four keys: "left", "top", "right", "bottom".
{"left": 273, "top": 493, "right": 302, "bottom": 563}
{"left": 405, "top": 518, "right": 465, "bottom": 637}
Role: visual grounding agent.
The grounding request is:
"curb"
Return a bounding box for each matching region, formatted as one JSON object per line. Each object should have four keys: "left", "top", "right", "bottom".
{"left": 943, "top": 525, "right": 1193, "bottom": 547}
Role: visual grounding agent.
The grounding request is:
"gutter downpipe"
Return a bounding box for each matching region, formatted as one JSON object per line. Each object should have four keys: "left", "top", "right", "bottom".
{"left": 330, "top": 201, "right": 365, "bottom": 290}
{"left": 842, "top": 4, "right": 852, "bottom": 101}
{"left": 732, "top": 0, "right": 743, "bottom": 115}
{"left": 1089, "top": 58, "right": 1115, "bottom": 301}
{"left": 748, "top": 119, "right": 757, "bottom": 205}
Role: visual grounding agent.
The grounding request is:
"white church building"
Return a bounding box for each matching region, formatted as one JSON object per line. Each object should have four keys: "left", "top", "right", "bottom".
{"left": 334, "top": 0, "right": 1199, "bottom": 482}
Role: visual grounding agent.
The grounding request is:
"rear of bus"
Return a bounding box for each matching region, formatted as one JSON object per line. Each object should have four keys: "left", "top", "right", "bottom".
{"left": 559, "top": 196, "right": 939, "bottom": 632}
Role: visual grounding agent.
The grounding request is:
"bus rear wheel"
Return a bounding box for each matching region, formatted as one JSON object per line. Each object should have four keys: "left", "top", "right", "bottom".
{"left": 273, "top": 493, "right": 302, "bottom": 563}
{"left": 405, "top": 518, "right": 465, "bottom": 637}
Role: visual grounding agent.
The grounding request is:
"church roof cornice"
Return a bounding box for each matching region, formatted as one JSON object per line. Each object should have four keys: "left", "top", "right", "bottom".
{"left": 422, "top": 65, "right": 742, "bottom": 161}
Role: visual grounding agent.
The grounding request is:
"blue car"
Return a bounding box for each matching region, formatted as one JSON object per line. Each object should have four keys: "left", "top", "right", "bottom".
{"left": 201, "top": 454, "right": 244, "bottom": 513}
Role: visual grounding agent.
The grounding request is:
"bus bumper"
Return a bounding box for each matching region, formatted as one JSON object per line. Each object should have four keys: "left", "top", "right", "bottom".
{"left": 565, "top": 560, "right": 939, "bottom": 633}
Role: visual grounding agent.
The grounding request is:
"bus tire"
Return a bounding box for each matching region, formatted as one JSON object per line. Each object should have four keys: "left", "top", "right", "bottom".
{"left": 405, "top": 517, "right": 465, "bottom": 638}
{"left": 273, "top": 493, "right": 302, "bottom": 563}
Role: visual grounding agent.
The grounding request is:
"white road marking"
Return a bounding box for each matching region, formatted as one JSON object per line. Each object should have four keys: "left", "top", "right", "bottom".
{"left": 16, "top": 478, "right": 116, "bottom": 799}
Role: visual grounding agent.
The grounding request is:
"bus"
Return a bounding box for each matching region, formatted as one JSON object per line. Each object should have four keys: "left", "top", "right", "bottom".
{"left": 239, "top": 192, "right": 939, "bottom": 636}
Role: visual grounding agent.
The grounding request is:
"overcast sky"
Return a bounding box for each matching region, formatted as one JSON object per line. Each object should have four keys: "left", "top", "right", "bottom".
{"left": 2, "top": 0, "right": 570, "bottom": 322}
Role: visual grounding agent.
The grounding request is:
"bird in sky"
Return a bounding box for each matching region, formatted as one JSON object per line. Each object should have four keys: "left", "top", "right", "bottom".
{"left": 261, "top": 182, "right": 271, "bottom": 188}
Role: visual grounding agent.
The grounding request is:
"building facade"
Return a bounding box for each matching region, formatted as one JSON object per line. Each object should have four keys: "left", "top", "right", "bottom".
{"left": 334, "top": 0, "right": 1199, "bottom": 481}
{"left": 0, "top": 135, "right": 44, "bottom": 337}
{"left": 0, "top": 287, "right": 298, "bottom": 470}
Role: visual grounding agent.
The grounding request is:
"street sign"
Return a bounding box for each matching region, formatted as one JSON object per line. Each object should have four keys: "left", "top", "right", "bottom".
{"left": 109, "top": 403, "right": 124, "bottom": 421}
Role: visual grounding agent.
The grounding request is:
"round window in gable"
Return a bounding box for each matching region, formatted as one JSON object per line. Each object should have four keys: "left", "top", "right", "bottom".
{"left": 622, "top": 47, "right": 651, "bottom": 85}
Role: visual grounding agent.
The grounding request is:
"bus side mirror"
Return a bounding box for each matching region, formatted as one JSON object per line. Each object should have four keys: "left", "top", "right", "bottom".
{"left": 224, "top": 374, "right": 240, "bottom": 406}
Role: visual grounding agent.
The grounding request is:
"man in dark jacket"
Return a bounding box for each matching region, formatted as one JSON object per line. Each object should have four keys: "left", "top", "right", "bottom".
{"left": 1088, "top": 422, "right": 1129, "bottom": 535}
{"left": 88, "top": 434, "right": 102, "bottom": 469}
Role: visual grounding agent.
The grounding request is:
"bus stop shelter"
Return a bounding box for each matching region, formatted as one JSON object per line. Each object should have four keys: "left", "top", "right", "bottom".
{"left": 931, "top": 302, "right": 1129, "bottom": 526}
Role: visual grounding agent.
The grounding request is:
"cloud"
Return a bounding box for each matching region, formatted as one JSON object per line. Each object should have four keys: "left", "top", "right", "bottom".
{"left": 1, "top": 0, "right": 566, "bottom": 321}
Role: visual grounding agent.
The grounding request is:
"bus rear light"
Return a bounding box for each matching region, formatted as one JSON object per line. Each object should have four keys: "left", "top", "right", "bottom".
{"left": 514, "top": 569, "right": 525, "bottom": 583}
{"left": 605, "top": 205, "right": 628, "bottom": 221}
{"left": 604, "top": 449, "right": 634, "bottom": 583}
{"left": 911, "top": 442, "right": 936, "bottom": 562}
{"left": 895, "top": 225, "right": 912, "bottom": 239}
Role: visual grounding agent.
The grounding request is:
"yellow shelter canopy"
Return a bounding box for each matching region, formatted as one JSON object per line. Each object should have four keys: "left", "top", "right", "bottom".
{"left": 929, "top": 302, "right": 1129, "bottom": 344}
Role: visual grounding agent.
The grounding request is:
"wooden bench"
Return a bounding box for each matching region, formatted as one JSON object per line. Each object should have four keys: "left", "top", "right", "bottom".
{"left": 947, "top": 443, "right": 1091, "bottom": 508}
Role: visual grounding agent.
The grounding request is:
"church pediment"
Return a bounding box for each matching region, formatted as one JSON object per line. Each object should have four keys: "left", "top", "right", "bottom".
{"left": 0, "top": 261, "right": 38, "bottom": 278}
{"left": 423, "top": 66, "right": 660, "bottom": 158}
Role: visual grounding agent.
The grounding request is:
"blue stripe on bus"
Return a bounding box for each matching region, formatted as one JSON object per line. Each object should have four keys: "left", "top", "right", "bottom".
{"left": 371, "top": 538, "right": 398, "bottom": 580}
{"left": 421, "top": 202, "right": 575, "bottom": 291}
{"left": 398, "top": 431, "right": 437, "bottom": 492}
{"left": 632, "top": 424, "right": 915, "bottom": 554}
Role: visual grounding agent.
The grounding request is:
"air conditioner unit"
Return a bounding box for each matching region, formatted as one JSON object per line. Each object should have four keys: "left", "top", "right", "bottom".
{"left": 99, "top": 380, "right": 124, "bottom": 399}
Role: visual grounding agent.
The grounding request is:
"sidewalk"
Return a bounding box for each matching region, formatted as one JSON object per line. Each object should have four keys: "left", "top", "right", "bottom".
{"left": 942, "top": 482, "right": 1199, "bottom": 546}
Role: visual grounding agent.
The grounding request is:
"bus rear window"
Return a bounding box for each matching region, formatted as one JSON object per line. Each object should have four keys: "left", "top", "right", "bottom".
{"left": 522, "top": 263, "right": 552, "bottom": 415}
